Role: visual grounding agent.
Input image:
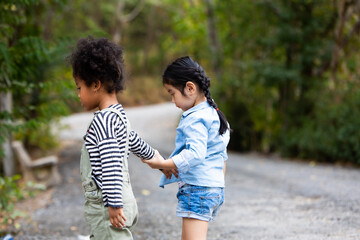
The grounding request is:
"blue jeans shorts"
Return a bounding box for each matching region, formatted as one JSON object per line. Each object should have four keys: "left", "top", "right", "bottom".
{"left": 176, "top": 184, "right": 224, "bottom": 222}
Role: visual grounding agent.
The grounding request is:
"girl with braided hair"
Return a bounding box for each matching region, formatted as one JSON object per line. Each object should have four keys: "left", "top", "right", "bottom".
{"left": 142, "top": 56, "right": 230, "bottom": 240}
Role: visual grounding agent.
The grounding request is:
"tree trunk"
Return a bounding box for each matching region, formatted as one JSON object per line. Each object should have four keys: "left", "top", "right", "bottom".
{"left": 113, "top": 1, "right": 125, "bottom": 44}
{"left": 112, "top": 0, "right": 145, "bottom": 44}
{"left": 330, "top": 0, "right": 360, "bottom": 88}
{"left": 0, "top": 91, "right": 14, "bottom": 176}
{"left": 204, "top": 0, "right": 222, "bottom": 78}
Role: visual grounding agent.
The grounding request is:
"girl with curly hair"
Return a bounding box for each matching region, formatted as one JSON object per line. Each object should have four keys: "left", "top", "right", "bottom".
{"left": 68, "top": 36, "right": 164, "bottom": 240}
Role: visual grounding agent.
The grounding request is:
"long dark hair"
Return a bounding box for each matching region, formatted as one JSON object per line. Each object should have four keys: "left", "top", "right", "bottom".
{"left": 163, "top": 56, "right": 229, "bottom": 135}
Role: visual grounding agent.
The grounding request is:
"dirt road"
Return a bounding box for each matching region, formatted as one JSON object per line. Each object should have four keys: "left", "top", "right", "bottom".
{"left": 16, "top": 103, "right": 360, "bottom": 240}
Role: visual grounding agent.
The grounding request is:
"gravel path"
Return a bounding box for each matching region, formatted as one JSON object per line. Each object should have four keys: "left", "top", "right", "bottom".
{"left": 16, "top": 103, "right": 360, "bottom": 240}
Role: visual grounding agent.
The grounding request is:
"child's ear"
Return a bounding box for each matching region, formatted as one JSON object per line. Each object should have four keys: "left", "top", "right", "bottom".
{"left": 185, "top": 81, "right": 197, "bottom": 94}
{"left": 93, "top": 80, "right": 102, "bottom": 92}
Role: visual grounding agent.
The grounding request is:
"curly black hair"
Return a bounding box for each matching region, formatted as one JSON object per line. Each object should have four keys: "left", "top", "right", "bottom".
{"left": 68, "top": 36, "right": 125, "bottom": 93}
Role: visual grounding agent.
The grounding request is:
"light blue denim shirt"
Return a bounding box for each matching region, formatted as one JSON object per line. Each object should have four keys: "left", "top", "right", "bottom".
{"left": 159, "top": 101, "right": 230, "bottom": 188}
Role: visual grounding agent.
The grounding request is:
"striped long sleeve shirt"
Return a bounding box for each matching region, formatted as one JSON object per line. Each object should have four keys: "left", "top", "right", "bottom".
{"left": 84, "top": 104, "right": 154, "bottom": 208}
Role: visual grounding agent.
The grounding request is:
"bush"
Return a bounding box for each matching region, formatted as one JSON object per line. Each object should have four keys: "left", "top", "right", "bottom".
{"left": 280, "top": 88, "right": 360, "bottom": 164}
{"left": 0, "top": 175, "right": 45, "bottom": 234}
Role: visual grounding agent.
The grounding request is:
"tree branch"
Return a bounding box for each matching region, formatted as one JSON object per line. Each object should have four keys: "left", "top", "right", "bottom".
{"left": 342, "top": 18, "right": 360, "bottom": 48}
{"left": 260, "top": 0, "right": 282, "bottom": 17}
{"left": 118, "top": 0, "right": 145, "bottom": 23}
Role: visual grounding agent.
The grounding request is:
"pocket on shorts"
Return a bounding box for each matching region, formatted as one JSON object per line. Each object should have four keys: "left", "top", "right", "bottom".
{"left": 176, "top": 187, "right": 191, "bottom": 211}
{"left": 200, "top": 189, "right": 222, "bottom": 216}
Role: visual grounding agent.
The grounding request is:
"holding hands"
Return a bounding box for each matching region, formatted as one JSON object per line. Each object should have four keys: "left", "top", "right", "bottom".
{"left": 142, "top": 150, "right": 179, "bottom": 179}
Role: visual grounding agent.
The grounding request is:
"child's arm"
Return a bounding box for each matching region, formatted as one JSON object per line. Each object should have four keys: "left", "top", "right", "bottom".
{"left": 168, "top": 118, "right": 208, "bottom": 173}
{"left": 142, "top": 150, "right": 178, "bottom": 179}
{"left": 128, "top": 130, "right": 179, "bottom": 178}
{"left": 144, "top": 119, "right": 208, "bottom": 175}
{"left": 142, "top": 150, "right": 176, "bottom": 169}
{"left": 128, "top": 130, "right": 155, "bottom": 159}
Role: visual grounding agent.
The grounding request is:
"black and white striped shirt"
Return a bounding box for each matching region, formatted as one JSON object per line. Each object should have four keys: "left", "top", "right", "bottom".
{"left": 84, "top": 104, "right": 154, "bottom": 208}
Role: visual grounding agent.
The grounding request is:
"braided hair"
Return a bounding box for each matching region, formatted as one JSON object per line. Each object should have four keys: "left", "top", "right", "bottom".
{"left": 68, "top": 36, "right": 125, "bottom": 93}
{"left": 163, "top": 56, "right": 229, "bottom": 135}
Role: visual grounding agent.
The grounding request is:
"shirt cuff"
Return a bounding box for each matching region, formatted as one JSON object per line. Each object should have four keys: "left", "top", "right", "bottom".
{"left": 172, "top": 154, "right": 190, "bottom": 173}
{"left": 108, "top": 203, "right": 123, "bottom": 208}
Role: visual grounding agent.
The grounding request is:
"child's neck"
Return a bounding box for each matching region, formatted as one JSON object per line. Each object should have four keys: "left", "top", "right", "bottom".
{"left": 193, "top": 95, "right": 207, "bottom": 107}
{"left": 98, "top": 93, "right": 119, "bottom": 110}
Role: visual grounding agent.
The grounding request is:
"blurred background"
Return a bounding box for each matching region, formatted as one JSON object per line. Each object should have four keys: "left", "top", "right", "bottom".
{"left": 1, "top": 0, "right": 360, "bottom": 234}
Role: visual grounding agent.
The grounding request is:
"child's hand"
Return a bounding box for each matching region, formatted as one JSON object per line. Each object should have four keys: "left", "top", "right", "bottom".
{"left": 142, "top": 150, "right": 165, "bottom": 169}
{"left": 109, "top": 206, "right": 126, "bottom": 228}
{"left": 142, "top": 150, "right": 177, "bottom": 170}
{"left": 162, "top": 169, "right": 179, "bottom": 179}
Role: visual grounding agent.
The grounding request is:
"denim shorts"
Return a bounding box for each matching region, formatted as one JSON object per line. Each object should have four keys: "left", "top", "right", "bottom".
{"left": 176, "top": 184, "right": 224, "bottom": 222}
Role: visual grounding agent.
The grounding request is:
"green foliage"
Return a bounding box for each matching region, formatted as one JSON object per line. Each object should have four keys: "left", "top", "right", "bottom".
{"left": 0, "top": 175, "right": 45, "bottom": 226}
{"left": 0, "top": 175, "right": 22, "bottom": 214}
{"left": 160, "top": 1, "right": 209, "bottom": 60}
{"left": 161, "top": 0, "right": 360, "bottom": 164}
{"left": 0, "top": 0, "right": 76, "bottom": 159}
{"left": 248, "top": 0, "right": 336, "bottom": 147}
{"left": 282, "top": 87, "right": 360, "bottom": 164}
{"left": 2, "top": 0, "right": 360, "bottom": 166}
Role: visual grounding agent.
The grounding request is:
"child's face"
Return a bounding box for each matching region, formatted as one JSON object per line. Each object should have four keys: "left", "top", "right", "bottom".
{"left": 74, "top": 77, "right": 99, "bottom": 111}
{"left": 164, "top": 83, "right": 196, "bottom": 111}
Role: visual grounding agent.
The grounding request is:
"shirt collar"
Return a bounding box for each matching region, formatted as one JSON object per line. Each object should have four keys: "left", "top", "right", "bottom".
{"left": 182, "top": 101, "right": 210, "bottom": 118}
{"left": 93, "top": 104, "right": 120, "bottom": 115}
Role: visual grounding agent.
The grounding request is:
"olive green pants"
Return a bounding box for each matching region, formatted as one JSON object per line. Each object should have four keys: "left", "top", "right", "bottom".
{"left": 80, "top": 142, "right": 138, "bottom": 239}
